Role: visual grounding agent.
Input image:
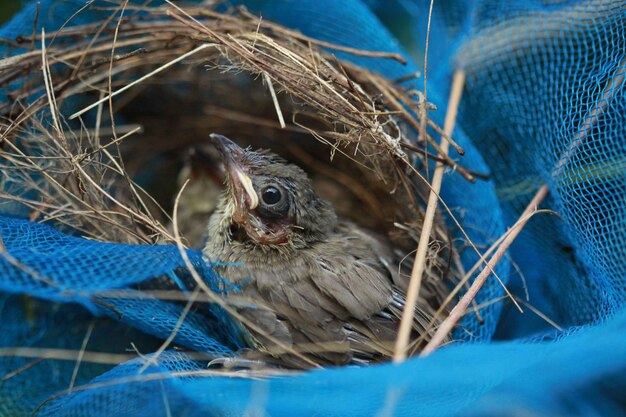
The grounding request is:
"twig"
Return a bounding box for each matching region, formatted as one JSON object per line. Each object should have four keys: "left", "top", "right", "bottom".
{"left": 69, "top": 43, "right": 217, "bottom": 120}
{"left": 36, "top": 367, "right": 293, "bottom": 412}
{"left": 40, "top": 29, "right": 65, "bottom": 147}
{"left": 427, "top": 119, "right": 464, "bottom": 155}
{"left": 514, "top": 296, "right": 562, "bottom": 331}
{"left": 264, "top": 72, "right": 286, "bottom": 128}
{"left": 418, "top": 0, "right": 436, "bottom": 178}
{"left": 69, "top": 320, "right": 95, "bottom": 391}
{"left": 0, "top": 347, "right": 137, "bottom": 364}
{"left": 392, "top": 70, "right": 466, "bottom": 363}
{"left": 138, "top": 287, "right": 200, "bottom": 373}
{"left": 421, "top": 185, "right": 549, "bottom": 356}
{"left": 2, "top": 358, "right": 46, "bottom": 381}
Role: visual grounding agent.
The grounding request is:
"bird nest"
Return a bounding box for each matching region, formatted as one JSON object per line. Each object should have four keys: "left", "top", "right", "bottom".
{"left": 0, "top": 2, "right": 475, "bottom": 367}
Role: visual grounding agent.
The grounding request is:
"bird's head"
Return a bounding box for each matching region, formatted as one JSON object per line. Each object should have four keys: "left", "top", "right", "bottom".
{"left": 209, "top": 133, "right": 337, "bottom": 247}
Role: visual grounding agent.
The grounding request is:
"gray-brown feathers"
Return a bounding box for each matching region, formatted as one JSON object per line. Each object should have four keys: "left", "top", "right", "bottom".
{"left": 205, "top": 219, "right": 394, "bottom": 365}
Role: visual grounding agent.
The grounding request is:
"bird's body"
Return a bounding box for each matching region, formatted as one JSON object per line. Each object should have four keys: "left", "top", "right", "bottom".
{"left": 202, "top": 134, "right": 445, "bottom": 367}
{"left": 206, "top": 216, "right": 398, "bottom": 365}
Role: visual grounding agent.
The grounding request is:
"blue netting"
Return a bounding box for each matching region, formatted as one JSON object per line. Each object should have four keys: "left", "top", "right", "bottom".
{"left": 1, "top": 0, "right": 625, "bottom": 416}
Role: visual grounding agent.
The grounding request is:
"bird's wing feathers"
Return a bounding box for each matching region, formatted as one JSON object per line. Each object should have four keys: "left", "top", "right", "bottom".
{"left": 314, "top": 257, "right": 392, "bottom": 320}
{"left": 231, "top": 286, "right": 294, "bottom": 348}
{"left": 241, "top": 278, "right": 352, "bottom": 364}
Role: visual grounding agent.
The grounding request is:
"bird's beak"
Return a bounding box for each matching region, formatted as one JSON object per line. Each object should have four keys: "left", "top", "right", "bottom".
{"left": 209, "top": 134, "right": 259, "bottom": 211}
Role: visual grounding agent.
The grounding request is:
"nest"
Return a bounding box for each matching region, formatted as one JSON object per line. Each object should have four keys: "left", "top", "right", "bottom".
{"left": 0, "top": 2, "right": 475, "bottom": 368}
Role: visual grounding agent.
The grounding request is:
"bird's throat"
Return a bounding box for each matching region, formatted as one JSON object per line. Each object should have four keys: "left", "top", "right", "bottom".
{"left": 229, "top": 219, "right": 290, "bottom": 246}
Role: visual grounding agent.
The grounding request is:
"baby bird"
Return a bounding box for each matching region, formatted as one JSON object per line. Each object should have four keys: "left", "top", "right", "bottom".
{"left": 203, "top": 134, "right": 439, "bottom": 367}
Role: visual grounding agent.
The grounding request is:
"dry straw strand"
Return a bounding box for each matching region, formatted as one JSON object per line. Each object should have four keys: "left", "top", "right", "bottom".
{"left": 393, "top": 70, "right": 465, "bottom": 363}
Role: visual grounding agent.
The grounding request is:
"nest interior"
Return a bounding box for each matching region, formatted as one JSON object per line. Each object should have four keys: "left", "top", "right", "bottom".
{"left": 0, "top": 3, "right": 469, "bottom": 366}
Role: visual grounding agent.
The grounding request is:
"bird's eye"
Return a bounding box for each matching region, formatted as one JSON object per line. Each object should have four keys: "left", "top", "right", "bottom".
{"left": 261, "top": 185, "right": 283, "bottom": 206}
{"left": 257, "top": 183, "right": 290, "bottom": 218}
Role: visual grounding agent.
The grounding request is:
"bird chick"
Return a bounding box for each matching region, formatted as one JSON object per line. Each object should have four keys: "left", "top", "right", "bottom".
{"left": 203, "top": 134, "right": 439, "bottom": 367}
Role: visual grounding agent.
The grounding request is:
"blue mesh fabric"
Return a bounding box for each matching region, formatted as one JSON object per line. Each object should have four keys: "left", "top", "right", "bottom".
{"left": 1, "top": 0, "right": 625, "bottom": 416}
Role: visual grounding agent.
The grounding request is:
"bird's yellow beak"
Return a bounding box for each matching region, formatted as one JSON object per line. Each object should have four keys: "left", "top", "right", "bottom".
{"left": 233, "top": 168, "right": 259, "bottom": 210}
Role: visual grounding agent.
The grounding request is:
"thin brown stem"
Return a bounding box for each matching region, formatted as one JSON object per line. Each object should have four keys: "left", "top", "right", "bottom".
{"left": 421, "top": 185, "right": 549, "bottom": 356}
{"left": 393, "top": 70, "right": 466, "bottom": 363}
